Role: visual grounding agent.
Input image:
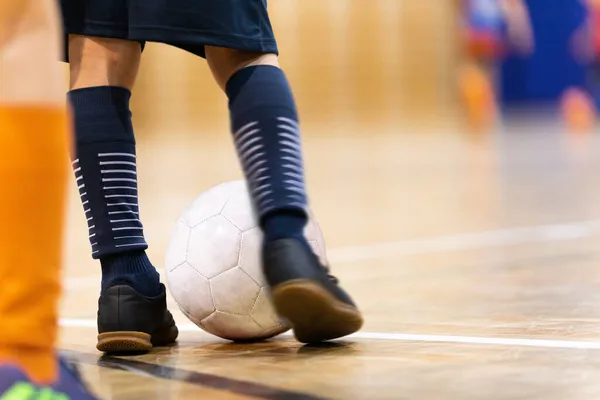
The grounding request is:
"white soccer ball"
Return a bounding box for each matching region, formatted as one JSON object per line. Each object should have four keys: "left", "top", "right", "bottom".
{"left": 165, "top": 180, "right": 328, "bottom": 341}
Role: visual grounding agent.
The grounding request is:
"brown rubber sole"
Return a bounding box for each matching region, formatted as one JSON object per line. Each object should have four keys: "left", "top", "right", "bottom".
{"left": 271, "top": 280, "right": 364, "bottom": 344}
{"left": 97, "top": 331, "right": 152, "bottom": 353}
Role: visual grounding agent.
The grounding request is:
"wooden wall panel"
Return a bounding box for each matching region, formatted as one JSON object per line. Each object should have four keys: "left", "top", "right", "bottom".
{"left": 131, "top": 0, "right": 458, "bottom": 135}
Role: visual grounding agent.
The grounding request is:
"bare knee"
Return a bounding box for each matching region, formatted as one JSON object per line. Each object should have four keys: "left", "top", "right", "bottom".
{"left": 68, "top": 35, "right": 142, "bottom": 90}
{"left": 205, "top": 46, "right": 279, "bottom": 91}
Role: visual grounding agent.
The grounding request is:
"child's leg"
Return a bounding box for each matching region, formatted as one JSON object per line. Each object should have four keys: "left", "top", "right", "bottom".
{"left": 0, "top": 0, "right": 68, "bottom": 385}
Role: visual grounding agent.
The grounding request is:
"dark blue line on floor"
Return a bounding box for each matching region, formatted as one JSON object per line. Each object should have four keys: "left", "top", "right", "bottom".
{"left": 61, "top": 349, "right": 328, "bottom": 400}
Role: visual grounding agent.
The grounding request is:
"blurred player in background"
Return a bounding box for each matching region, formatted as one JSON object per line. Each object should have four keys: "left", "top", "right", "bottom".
{"left": 459, "top": 0, "right": 533, "bottom": 131}
{"left": 498, "top": 0, "right": 594, "bottom": 131}
{"left": 61, "top": 0, "right": 363, "bottom": 351}
{"left": 587, "top": 0, "right": 600, "bottom": 63}
{"left": 560, "top": 0, "right": 600, "bottom": 132}
{"left": 586, "top": 0, "right": 600, "bottom": 112}
{"left": 0, "top": 0, "right": 97, "bottom": 398}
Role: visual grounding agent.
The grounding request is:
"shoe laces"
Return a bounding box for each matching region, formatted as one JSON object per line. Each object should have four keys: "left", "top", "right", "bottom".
{"left": 321, "top": 264, "right": 339, "bottom": 284}
{"left": 310, "top": 248, "right": 339, "bottom": 284}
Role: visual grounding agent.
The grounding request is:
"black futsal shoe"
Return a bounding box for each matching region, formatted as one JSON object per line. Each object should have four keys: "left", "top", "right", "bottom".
{"left": 96, "top": 283, "right": 178, "bottom": 353}
{"left": 263, "top": 238, "right": 364, "bottom": 343}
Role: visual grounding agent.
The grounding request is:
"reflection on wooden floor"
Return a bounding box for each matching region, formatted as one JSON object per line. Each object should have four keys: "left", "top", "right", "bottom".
{"left": 60, "top": 125, "right": 600, "bottom": 399}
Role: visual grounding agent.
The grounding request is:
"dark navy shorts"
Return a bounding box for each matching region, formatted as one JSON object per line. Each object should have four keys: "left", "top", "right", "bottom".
{"left": 60, "top": 0, "right": 278, "bottom": 59}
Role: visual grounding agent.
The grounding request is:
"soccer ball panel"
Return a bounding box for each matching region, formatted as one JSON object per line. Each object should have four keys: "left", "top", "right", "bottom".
{"left": 304, "top": 211, "right": 328, "bottom": 265}
{"left": 251, "top": 287, "right": 289, "bottom": 334}
{"left": 166, "top": 262, "right": 215, "bottom": 322}
{"left": 220, "top": 181, "right": 256, "bottom": 232}
{"left": 210, "top": 267, "right": 261, "bottom": 314}
{"left": 238, "top": 228, "right": 265, "bottom": 286}
{"left": 187, "top": 215, "right": 241, "bottom": 279}
{"left": 183, "top": 182, "right": 236, "bottom": 227}
{"left": 165, "top": 220, "right": 190, "bottom": 272}
{"left": 201, "top": 311, "right": 263, "bottom": 341}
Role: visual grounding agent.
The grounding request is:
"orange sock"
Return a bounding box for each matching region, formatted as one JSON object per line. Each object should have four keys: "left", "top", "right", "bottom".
{"left": 459, "top": 64, "right": 497, "bottom": 132}
{"left": 0, "top": 105, "right": 69, "bottom": 384}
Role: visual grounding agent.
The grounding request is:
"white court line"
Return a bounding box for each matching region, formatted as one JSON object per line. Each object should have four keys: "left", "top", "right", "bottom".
{"left": 59, "top": 318, "right": 600, "bottom": 350}
{"left": 65, "top": 219, "right": 600, "bottom": 289}
{"left": 327, "top": 219, "right": 600, "bottom": 263}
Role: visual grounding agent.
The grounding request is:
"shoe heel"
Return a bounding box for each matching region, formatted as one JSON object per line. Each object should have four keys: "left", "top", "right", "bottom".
{"left": 96, "top": 331, "right": 152, "bottom": 353}
{"left": 271, "top": 280, "right": 364, "bottom": 344}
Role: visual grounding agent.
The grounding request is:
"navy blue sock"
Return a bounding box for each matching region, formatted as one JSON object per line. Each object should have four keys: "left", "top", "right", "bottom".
{"left": 100, "top": 251, "right": 161, "bottom": 297}
{"left": 68, "top": 86, "right": 161, "bottom": 296}
{"left": 226, "top": 66, "right": 309, "bottom": 245}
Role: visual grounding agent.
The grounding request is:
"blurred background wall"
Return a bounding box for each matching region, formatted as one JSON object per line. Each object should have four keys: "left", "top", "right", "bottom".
{"left": 130, "top": 0, "right": 459, "bottom": 137}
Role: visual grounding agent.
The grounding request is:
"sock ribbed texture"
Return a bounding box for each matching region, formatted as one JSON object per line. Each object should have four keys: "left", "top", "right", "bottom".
{"left": 68, "top": 86, "right": 160, "bottom": 296}
{"left": 262, "top": 210, "right": 307, "bottom": 243}
{"left": 100, "top": 251, "right": 160, "bottom": 296}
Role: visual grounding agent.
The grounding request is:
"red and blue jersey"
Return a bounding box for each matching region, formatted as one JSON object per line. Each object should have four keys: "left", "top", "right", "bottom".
{"left": 464, "top": 0, "right": 507, "bottom": 58}
{"left": 466, "top": 0, "right": 506, "bottom": 33}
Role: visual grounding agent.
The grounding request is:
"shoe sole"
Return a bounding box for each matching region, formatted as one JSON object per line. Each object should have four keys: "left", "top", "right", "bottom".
{"left": 271, "top": 280, "right": 364, "bottom": 344}
{"left": 97, "top": 331, "right": 152, "bottom": 353}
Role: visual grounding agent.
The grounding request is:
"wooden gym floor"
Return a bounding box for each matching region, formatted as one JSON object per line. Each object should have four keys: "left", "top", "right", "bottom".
{"left": 58, "top": 122, "right": 600, "bottom": 399}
